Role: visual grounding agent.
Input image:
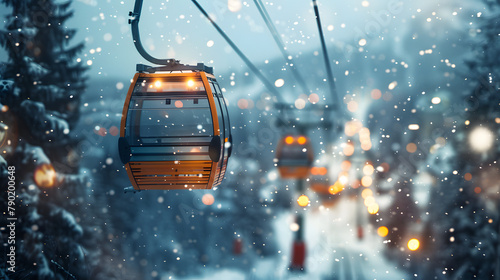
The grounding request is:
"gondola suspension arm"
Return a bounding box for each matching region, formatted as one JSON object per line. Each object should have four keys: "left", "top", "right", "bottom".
{"left": 129, "top": 0, "right": 176, "bottom": 66}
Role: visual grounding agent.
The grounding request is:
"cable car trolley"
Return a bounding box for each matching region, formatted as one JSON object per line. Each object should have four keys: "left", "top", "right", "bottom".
{"left": 275, "top": 135, "right": 313, "bottom": 179}
{"left": 119, "top": 0, "right": 231, "bottom": 191}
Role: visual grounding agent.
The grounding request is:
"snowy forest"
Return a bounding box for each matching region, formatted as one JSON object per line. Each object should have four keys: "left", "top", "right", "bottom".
{"left": 0, "top": 0, "right": 499, "bottom": 279}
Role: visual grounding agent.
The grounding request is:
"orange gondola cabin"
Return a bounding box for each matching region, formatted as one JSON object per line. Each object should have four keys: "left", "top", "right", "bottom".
{"left": 275, "top": 135, "right": 313, "bottom": 179}
{"left": 119, "top": 64, "right": 231, "bottom": 190}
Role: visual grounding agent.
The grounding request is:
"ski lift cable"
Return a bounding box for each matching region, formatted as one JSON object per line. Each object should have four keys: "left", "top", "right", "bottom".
{"left": 312, "top": 0, "right": 339, "bottom": 109}
{"left": 191, "top": 0, "right": 286, "bottom": 104}
{"left": 253, "top": 0, "right": 310, "bottom": 97}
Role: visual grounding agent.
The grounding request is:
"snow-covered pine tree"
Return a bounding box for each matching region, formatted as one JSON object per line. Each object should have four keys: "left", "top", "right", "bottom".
{"left": 424, "top": 1, "right": 500, "bottom": 278}
{"left": 0, "top": 1, "right": 119, "bottom": 279}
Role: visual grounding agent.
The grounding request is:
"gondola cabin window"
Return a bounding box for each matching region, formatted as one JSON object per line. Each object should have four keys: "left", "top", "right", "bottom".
{"left": 125, "top": 77, "right": 213, "bottom": 145}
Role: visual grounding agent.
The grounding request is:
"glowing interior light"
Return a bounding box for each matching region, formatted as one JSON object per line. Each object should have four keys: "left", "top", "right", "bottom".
{"left": 187, "top": 80, "right": 195, "bottom": 87}
{"left": 175, "top": 100, "right": 184, "bottom": 108}
{"left": 285, "top": 136, "right": 294, "bottom": 145}
{"left": 407, "top": 238, "right": 420, "bottom": 251}
{"left": 297, "top": 195, "right": 310, "bottom": 207}
{"left": 155, "top": 81, "right": 162, "bottom": 88}
{"left": 469, "top": 126, "right": 494, "bottom": 152}
{"left": 297, "top": 136, "right": 307, "bottom": 145}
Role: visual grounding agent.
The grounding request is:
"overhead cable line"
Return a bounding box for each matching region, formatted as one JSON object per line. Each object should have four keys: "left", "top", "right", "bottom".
{"left": 253, "top": 0, "right": 310, "bottom": 97}
{"left": 312, "top": 0, "right": 340, "bottom": 109}
{"left": 191, "top": 0, "right": 286, "bottom": 104}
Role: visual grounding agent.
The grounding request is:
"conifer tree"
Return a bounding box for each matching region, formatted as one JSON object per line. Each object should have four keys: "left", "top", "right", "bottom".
{"left": 0, "top": 1, "right": 119, "bottom": 279}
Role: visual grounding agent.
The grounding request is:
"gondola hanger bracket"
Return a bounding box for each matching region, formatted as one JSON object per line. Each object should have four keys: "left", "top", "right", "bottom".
{"left": 136, "top": 63, "right": 213, "bottom": 74}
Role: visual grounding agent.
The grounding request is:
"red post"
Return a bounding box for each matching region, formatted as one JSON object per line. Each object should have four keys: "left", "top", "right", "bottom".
{"left": 290, "top": 240, "right": 306, "bottom": 271}
{"left": 233, "top": 238, "right": 243, "bottom": 255}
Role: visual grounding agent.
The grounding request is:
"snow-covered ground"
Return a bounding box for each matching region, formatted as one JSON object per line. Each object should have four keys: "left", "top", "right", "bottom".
{"left": 172, "top": 197, "right": 411, "bottom": 280}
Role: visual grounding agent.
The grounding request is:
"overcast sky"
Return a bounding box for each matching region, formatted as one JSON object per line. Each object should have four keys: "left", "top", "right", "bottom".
{"left": 1, "top": 0, "right": 483, "bottom": 81}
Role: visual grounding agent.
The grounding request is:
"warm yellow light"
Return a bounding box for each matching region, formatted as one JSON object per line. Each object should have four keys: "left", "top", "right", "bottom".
{"left": 364, "top": 196, "right": 375, "bottom": 207}
{"left": 361, "top": 176, "right": 373, "bottom": 187}
{"left": 34, "top": 163, "right": 57, "bottom": 188}
{"left": 359, "top": 127, "right": 371, "bottom": 140}
{"left": 285, "top": 136, "right": 294, "bottom": 145}
{"left": 297, "top": 195, "right": 310, "bottom": 207}
{"left": 347, "top": 101, "right": 358, "bottom": 112}
{"left": 297, "top": 136, "right": 307, "bottom": 145}
{"left": 341, "top": 160, "right": 351, "bottom": 171}
{"left": 367, "top": 203, "right": 379, "bottom": 214}
{"left": 154, "top": 81, "right": 162, "bottom": 88}
{"left": 377, "top": 226, "right": 389, "bottom": 237}
{"left": 361, "top": 188, "right": 373, "bottom": 199}
{"left": 407, "top": 238, "right": 420, "bottom": 251}
{"left": 363, "top": 164, "right": 374, "bottom": 176}
{"left": 338, "top": 174, "right": 348, "bottom": 185}
{"left": 328, "top": 181, "right": 344, "bottom": 195}
{"left": 345, "top": 120, "right": 362, "bottom": 136}
{"left": 343, "top": 142, "right": 355, "bottom": 156}
{"left": 360, "top": 142, "right": 372, "bottom": 151}
{"left": 202, "top": 194, "right": 215, "bottom": 205}
{"left": 187, "top": 80, "right": 195, "bottom": 87}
